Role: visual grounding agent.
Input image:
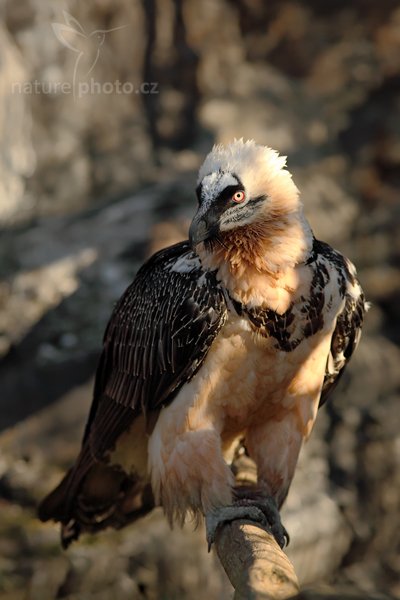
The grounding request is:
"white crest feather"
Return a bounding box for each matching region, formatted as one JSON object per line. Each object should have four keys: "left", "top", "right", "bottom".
{"left": 198, "top": 139, "right": 300, "bottom": 214}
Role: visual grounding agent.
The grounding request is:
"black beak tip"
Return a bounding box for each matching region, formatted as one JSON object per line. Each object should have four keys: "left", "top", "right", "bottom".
{"left": 189, "top": 218, "right": 207, "bottom": 249}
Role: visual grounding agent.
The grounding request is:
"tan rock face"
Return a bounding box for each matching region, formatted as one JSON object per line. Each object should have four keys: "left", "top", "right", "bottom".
{"left": 0, "top": 25, "right": 35, "bottom": 224}
{"left": 0, "top": 0, "right": 400, "bottom": 598}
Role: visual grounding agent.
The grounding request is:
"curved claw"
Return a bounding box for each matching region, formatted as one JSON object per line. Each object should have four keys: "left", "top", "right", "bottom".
{"left": 269, "top": 519, "right": 289, "bottom": 549}
{"left": 233, "top": 495, "right": 290, "bottom": 549}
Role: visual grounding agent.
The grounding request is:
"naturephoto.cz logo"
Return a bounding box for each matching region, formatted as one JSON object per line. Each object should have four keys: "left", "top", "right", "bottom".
{"left": 11, "top": 11, "right": 159, "bottom": 100}
{"left": 12, "top": 79, "right": 159, "bottom": 98}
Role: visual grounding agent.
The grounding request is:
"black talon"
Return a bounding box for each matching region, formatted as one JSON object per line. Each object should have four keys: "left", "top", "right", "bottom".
{"left": 232, "top": 492, "right": 290, "bottom": 549}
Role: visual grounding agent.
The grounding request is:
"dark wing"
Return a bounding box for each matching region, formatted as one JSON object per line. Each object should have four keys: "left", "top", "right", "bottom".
{"left": 85, "top": 240, "right": 227, "bottom": 456}
{"left": 39, "top": 241, "right": 227, "bottom": 525}
{"left": 319, "top": 264, "right": 366, "bottom": 407}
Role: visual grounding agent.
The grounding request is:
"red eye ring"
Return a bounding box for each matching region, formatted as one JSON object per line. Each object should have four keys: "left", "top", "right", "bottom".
{"left": 232, "top": 190, "right": 246, "bottom": 203}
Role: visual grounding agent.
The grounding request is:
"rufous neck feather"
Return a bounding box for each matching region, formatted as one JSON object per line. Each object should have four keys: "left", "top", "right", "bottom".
{"left": 197, "top": 210, "right": 313, "bottom": 309}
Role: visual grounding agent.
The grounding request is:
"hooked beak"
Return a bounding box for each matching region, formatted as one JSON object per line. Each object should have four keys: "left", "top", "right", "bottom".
{"left": 189, "top": 207, "right": 220, "bottom": 249}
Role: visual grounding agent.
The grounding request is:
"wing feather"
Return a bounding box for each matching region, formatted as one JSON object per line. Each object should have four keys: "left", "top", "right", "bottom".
{"left": 39, "top": 241, "right": 227, "bottom": 524}
{"left": 96, "top": 240, "right": 226, "bottom": 425}
{"left": 319, "top": 258, "right": 366, "bottom": 406}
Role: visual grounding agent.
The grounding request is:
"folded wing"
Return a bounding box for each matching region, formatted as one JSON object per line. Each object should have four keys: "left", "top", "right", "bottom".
{"left": 38, "top": 241, "right": 227, "bottom": 545}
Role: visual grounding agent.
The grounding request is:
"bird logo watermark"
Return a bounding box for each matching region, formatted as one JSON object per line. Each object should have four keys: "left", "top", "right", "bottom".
{"left": 52, "top": 11, "right": 126, "bottom": 99}
{"left": 11, "top": 12, "right": 159, "bottom": 99}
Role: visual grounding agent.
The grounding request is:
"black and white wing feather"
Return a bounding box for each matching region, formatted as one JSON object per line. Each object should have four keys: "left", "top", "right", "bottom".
{"left": 39, "top": 241, "right": 227, "bottom": 523}
{"left": 86, "top": 240, "right": 227, "bottom": 456}
{"left": 316, "top": 241, "right": 367, "bottom": 407}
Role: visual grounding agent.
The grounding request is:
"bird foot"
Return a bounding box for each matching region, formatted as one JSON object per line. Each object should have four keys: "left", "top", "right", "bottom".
{"left": 206, "top": 504, "right": 266, "bottom": 552}
{"left": 235, "top": 495, "right": 289, "bottom": 549}
{"left": 205, "top": 495, "right": 289, "bottom": 551}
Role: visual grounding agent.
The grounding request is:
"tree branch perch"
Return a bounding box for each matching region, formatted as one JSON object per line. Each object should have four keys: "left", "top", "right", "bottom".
{"left": 213, "top": 453, "right": 300, "bottom": 599}
{"left": 215, "top": 520, "right": 299, "bottom": 600}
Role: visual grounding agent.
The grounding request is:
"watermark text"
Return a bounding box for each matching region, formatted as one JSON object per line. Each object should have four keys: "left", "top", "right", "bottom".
{"left": 11, "top": 79, "right": 159, "bottom": 98}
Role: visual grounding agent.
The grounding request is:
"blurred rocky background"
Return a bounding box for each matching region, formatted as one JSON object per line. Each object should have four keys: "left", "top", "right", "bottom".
{"left": 0, "top": 0, "right": 399, "bottom": 598}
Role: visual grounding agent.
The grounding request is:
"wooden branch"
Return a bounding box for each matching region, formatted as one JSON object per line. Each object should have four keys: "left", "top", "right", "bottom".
{"left": 215, "top": 520, "right": 299, "bottom": 600}
{"left": 213, "top": 452, "right": 300, "bottom": 600}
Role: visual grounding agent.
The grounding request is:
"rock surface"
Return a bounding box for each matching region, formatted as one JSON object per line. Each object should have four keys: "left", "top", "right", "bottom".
{"left": 1, "top": 1, "right": 400, "bottom": 598}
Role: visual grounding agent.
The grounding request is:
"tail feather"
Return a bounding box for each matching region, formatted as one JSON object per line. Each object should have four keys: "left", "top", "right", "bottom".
{"left": 38, "top": 467, "right": 76, "bottom": 523}
{"left": 38, "top": 458, "right": 154, "bottom": 547}
{"left": 38, "top": 444, "right": 94, "bottom": 523}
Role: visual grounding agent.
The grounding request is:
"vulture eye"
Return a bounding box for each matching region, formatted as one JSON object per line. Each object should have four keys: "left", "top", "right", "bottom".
{"left": 232, "top": 190, "right": 246, "bottom": 203}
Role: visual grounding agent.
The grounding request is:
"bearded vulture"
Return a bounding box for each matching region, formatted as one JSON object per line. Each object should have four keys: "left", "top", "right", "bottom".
{"left": 39, "top": 140, "right": 367, "bottom": 549}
